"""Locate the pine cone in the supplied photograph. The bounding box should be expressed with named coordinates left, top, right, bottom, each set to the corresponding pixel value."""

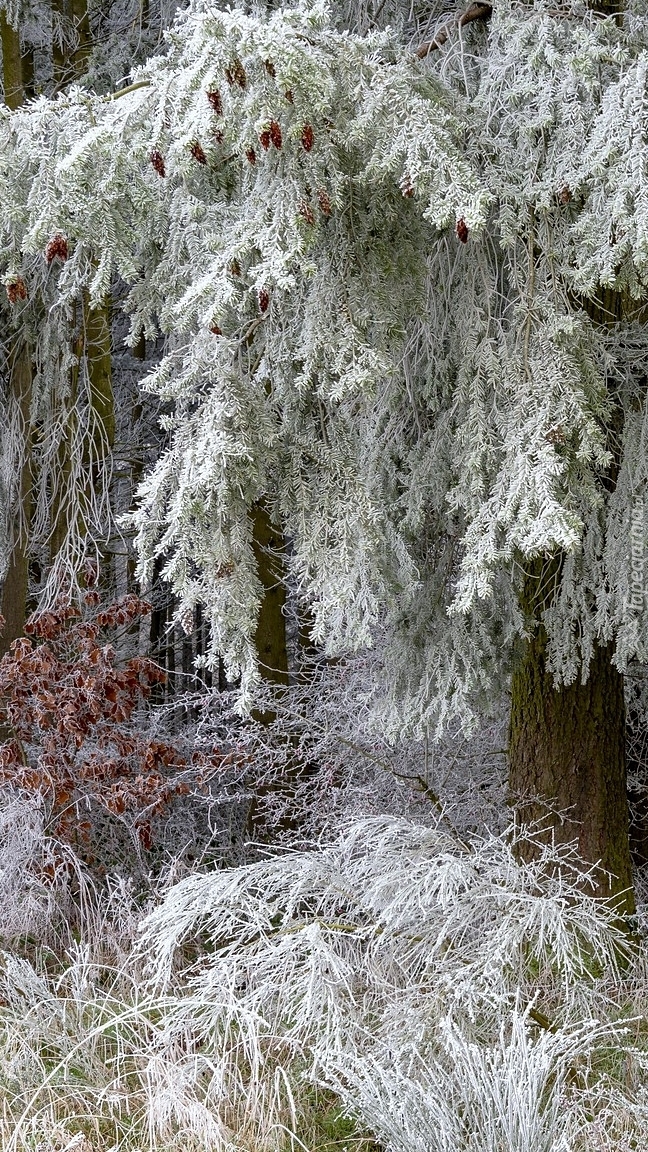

left=285, top=90, right=294, bottom=104
left=545, top=425, right=565, bottom=445
left=6, top=277, right=27, bottom=304
left=207, top=89, right=223, bottom=114
left=301, top=124, right=314, bottom=152
left=264, top=59, right=276, bottom=78
left=558, top=185, right=572, bottom=205
left=210, top=324, right=223, bottom=335
left=229, top=259, right=241, bottom=277
left=226, top=59, right=246, bottom=88
left=317, top=189, right=332, bottom=216
left=455, top=218, right=469, bottom=244
left=45, top=234, right=69, bottom=264
left=299, top=200, right=315, bottom=225
left=190, top=141, right=207, bottom=165
left=259, top=130, right=271, bottom=151
left=400, top=173, right=415, bottom=198
left=246, top=148, right=256, bottom=165
left=269, top=120, right=282, bottom=149
left=150, top=150, right=166, bottom=177
left=258, top=288, right=270, bottom=313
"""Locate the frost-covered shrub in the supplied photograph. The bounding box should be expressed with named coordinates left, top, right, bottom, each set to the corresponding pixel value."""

left=189, top=654, right=508, bottom=851
left=132, top=817, right=647, bottom=1152
left=0, top=815, right=646, bottom=1151
left=0, top=593, right=228, bottom=872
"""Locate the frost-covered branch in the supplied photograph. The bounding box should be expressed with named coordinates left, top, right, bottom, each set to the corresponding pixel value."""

left=415, top=2, right=492, bottom=59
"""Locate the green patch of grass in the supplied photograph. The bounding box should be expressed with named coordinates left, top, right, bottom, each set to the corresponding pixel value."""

left=295, top=1089, right=381, bottom=1152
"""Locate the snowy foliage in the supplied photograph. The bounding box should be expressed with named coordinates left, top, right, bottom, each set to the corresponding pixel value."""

left=3, top=0, right=648, bottom=732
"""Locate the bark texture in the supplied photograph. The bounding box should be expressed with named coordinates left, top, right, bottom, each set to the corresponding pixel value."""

left=509, top=560, right=634, bottom=912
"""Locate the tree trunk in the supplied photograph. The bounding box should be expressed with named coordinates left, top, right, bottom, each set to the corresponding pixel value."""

left=0, top=31, right=31, bottom=658
left=507, top=95, right=635, bottom=910
left=246, top=502, right=292, bottom=839
left=252, top=501, right=289, bottom=691
left=1, top=13, right=23, bottom=109
left=149, top=555, right=168, bottom=705
left=70, top=0, right=91, bottom=75
left=84, top=294, right=115, bottom=454
left=52, top=0, right=91, bottom=88
left=509, top=558, right=634, bottom=912
left=0, top=343, right=33, bottom=658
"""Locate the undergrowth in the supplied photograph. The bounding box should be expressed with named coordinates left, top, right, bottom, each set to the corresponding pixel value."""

left=0, top=808, right=646, bottom=1151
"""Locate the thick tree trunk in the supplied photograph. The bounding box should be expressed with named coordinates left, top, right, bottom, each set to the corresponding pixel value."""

left=509, top=559, right=634, bottom=912
left=507, top=76, right=634, bottom=910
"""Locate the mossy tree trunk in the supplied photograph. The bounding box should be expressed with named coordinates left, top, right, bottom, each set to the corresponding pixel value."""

left=0, top=341, right=33, bottom=658
left=509, top=558, right=634, bottom=911
left=1, top=12, right=23, bottom=109
left=507, top=0, right=635, bottom=899
left=0, top=18, right=33, bottom=659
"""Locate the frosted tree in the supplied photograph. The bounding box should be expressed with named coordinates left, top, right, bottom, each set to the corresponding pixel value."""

left=0, top=0, right=294, bottom=700
left=1, top=0, right=648, bottom=901
left=0, top=0, right=120, bottom=654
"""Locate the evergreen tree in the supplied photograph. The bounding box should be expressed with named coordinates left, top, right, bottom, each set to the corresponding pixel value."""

left=2, top=0, right=648, bottom=901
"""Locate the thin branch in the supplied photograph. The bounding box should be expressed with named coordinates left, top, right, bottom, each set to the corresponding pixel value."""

left=415, top=2, right=493, bottom=59
left=107, top=79, right=151, bottom=101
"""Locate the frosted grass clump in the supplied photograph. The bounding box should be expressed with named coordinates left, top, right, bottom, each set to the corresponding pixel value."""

left=324, top=1009, right=648, bottom=1152
left=0, top=789, right=88, bottom=946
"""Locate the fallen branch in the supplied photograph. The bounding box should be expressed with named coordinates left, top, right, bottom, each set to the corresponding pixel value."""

left=415, top=2, right=493, bottom=58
